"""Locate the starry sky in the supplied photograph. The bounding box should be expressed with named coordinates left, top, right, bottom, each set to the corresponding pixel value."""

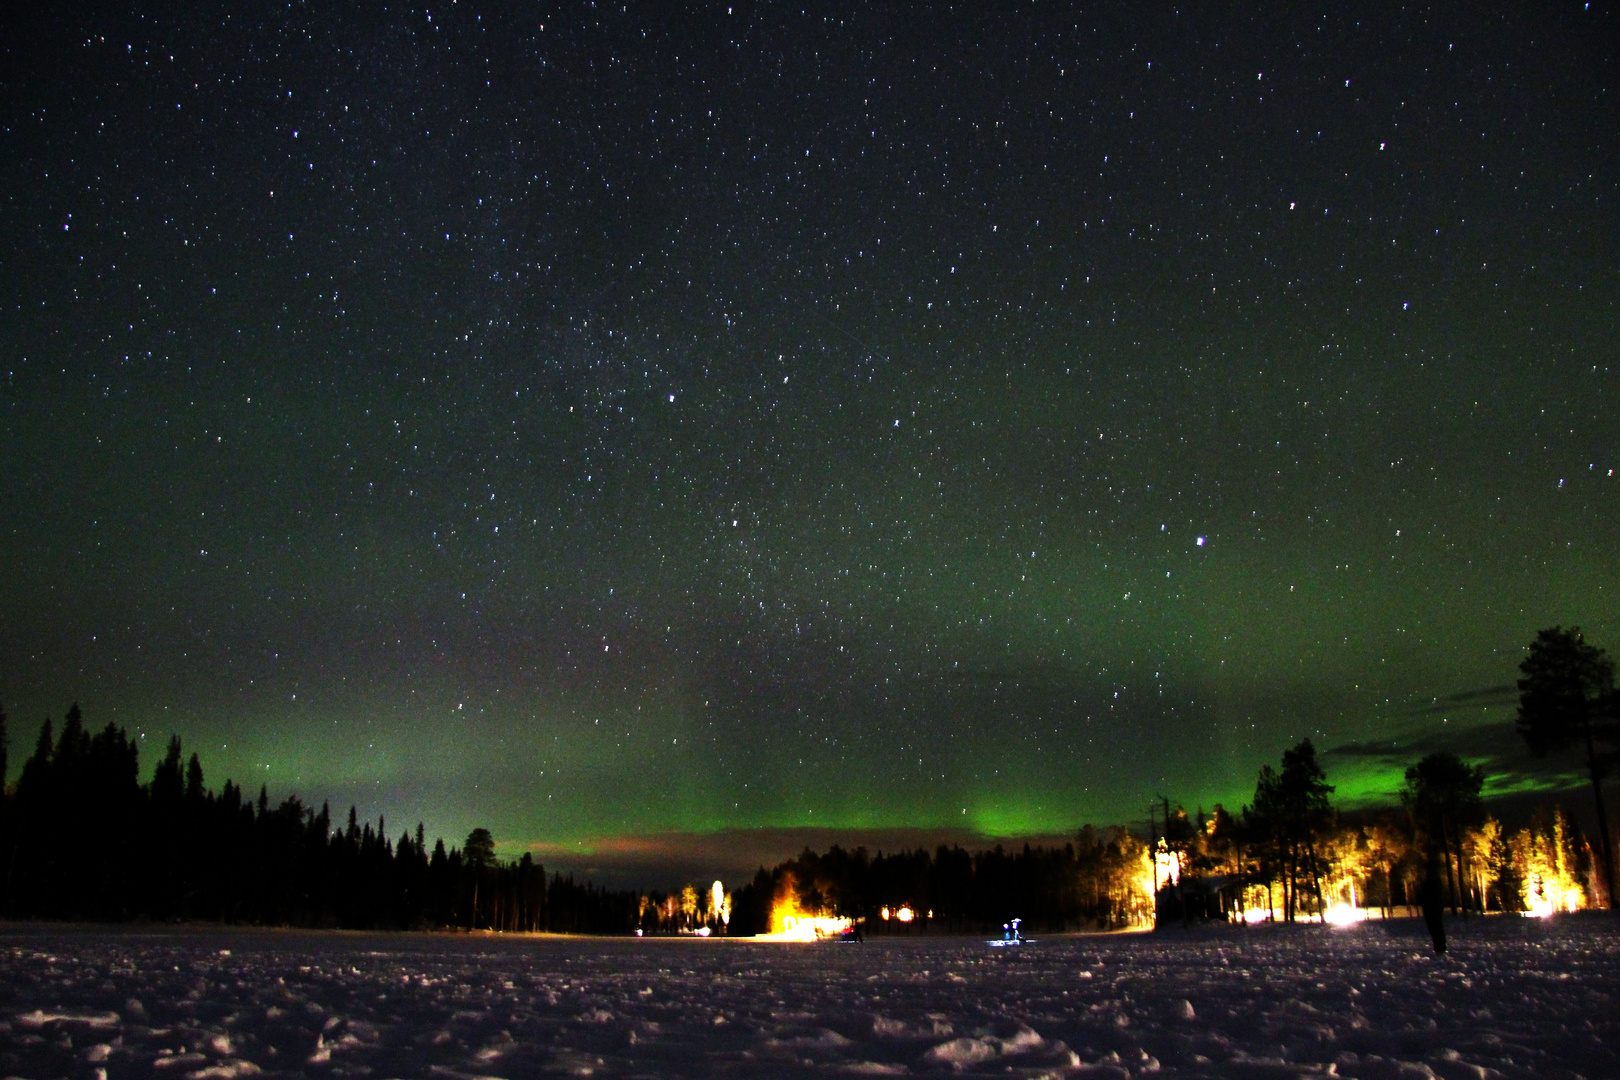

left=3, top=1, right=1617, bottom=878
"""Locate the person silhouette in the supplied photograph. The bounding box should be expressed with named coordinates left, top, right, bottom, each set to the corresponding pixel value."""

left=1419, top=856, right=1447, bottom=955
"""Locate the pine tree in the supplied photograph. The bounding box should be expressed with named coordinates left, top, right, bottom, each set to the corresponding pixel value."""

left=1517, top=626, right=1617, bottom=907
left=185, top=754, right=205, bottom=802
left=151, top=736, right=184, bottom=805
left=1278, top=740, right=1335, bottom=920
left=1402, top=752, right=1486, bottom=913
left=465, top=827, right=496, bottom=928
left=10, top=718, right=57, bottom=915
left=1249, top=741, right=1336, bottom=921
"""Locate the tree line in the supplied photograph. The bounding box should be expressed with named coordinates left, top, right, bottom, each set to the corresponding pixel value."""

left=722, top=741, right=1604, bottom=937
left=1148, top=624, right=1618, bottom=923
left=0, top=702, right=1155, bottom=935
left=1149, top=740, right=1602, bottom=925
left=727, top=827, right=1155, bottom=936
left=0, top=625, right=1613, bottom=932
left=726, top=625, right=1618, bottom=932
left=0, top=704, right=644, bottom=931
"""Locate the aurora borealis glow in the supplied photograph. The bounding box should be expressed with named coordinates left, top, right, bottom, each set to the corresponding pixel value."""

left=3, top=1, right=1616, bottom=880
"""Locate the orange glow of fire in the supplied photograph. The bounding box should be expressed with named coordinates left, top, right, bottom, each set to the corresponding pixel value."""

left=763, top=886, right=849, bottom=941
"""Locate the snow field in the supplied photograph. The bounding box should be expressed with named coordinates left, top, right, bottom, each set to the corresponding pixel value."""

left=1, top=915, right=1615, bottom=1079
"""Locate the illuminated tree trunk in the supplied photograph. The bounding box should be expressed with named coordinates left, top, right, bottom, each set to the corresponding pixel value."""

left=1305, top=838, right=1326, bottom=922
left=1464, top=829, right=1477, bottom=913
left=1285, top=847, right=1295, bottom=923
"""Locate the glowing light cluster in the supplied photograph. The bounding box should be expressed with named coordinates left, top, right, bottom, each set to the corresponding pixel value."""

left=762, top=881, right=850, bottom=941
left=1153, top=844, right=1182, bottom=886
left=760, top=914, right=852, bottom=942
left=1523, top=874, right=1582, bottom=918
left=711, top=880, right=731, bottom=928
left=1128, top=844, right=1157, bottom=928
left=1322, top=903, right=1367, bottom=926
left=1513, top=809, right=1586, bottom=917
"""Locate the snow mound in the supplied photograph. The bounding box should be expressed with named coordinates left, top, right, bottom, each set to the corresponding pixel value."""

left=923, top=1036, right=1000, bottom=1067
left=15, top=1009, right=120, bottom=1029
left=186, top=1059, right=263, bottom=1079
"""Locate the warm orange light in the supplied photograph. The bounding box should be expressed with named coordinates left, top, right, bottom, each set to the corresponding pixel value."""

left=1514, top=810, right=1585, bottom=916
left=894, top=905, right=915, bottom=923
left=763, top=879, right=849, bottom=941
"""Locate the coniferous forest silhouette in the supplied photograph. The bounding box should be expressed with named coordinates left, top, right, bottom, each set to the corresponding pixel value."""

left=0, top=704, right=630, bottom=931
left=0, top=703, right=1155, bottom=934
left=1, top=624, right=1613, bottom=935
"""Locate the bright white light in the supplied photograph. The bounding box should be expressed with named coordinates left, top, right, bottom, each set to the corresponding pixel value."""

left=1196, top=536, right=1205, bottom=546
left=759, top=915, right=851, bottom=942
left=1323, top=904, right=1366, bottom=927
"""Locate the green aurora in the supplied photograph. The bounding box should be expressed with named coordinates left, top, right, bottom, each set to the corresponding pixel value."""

left=2, top=1, right=1615, bottom=875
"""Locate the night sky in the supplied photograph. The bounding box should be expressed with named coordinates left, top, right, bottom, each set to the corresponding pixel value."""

left=3, top=2, right=1617, bottom=880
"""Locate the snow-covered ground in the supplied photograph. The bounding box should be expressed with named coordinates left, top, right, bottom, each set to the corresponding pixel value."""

left=2, top=915, right=1615, bottom=1079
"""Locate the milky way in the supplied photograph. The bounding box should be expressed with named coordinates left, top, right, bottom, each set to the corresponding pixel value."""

left=2, top=2, right=1616, bottom=865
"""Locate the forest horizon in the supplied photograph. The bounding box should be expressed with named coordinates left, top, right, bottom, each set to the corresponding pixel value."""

left=0, top=696, right=1603, bottom=891
left=1, top=653, right=1611, bottom=933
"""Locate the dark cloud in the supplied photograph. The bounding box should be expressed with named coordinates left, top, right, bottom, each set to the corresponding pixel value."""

left=1325, top=721, right=1588, bottom=799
